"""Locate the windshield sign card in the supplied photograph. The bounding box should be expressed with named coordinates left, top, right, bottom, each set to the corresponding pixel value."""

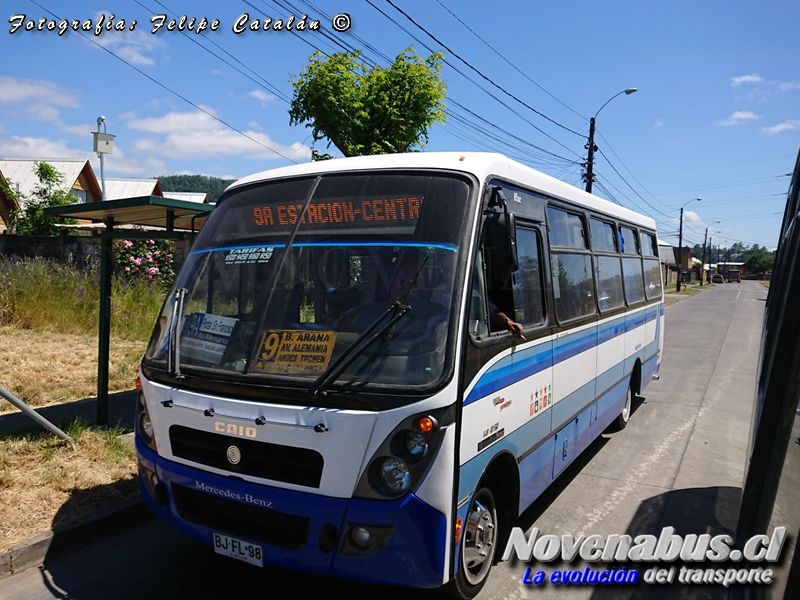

left=182, top=313, right=238, bottom=365
left=253, top=329, right=337, bottom=375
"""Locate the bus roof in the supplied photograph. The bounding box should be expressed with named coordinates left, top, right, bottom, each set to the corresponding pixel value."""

left=228, top=152, right=658, bottom=231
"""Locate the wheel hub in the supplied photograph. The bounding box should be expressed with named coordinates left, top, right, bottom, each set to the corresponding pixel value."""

left=463, top=500, right=495, bottom=581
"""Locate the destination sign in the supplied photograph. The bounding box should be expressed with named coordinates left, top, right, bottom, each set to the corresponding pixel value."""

left=252, top=196, right=425, bottom=229
left=253, top=329, right=337, bottom=375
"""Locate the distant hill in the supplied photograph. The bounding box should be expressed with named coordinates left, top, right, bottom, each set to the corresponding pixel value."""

left=158, top=174, right=236, bottom=204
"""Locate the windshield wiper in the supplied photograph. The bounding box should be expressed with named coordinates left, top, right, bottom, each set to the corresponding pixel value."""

left=309, top=253, right=429, bottom=397
left=168, top=287, right=188, bottom=379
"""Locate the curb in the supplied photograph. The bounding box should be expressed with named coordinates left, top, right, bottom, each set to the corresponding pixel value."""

left=0, top=496, right=152, bottom=581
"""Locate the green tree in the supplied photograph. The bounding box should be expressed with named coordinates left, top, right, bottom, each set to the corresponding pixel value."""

left=289, top=48, right=447, bottom=159
left=744, top=250, right=774, bottom=274
left=9, top=162, right=77, bottom=236
left=158, top=174, right=235, bottom=203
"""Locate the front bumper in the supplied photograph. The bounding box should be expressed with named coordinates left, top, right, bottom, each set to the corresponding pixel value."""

left=136, top=439, right=447, bottom=588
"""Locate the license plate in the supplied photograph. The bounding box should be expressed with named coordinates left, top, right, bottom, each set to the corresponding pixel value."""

left=213, top=532, right=263, bottom=567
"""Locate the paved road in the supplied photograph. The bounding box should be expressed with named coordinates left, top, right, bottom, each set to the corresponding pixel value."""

left=0, top=282, right=768, bottom=599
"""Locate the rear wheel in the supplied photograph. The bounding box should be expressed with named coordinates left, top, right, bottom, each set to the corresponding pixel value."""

left=615, top=383, right=633, bottom=430
left=445, top=486, right=498, bottom=599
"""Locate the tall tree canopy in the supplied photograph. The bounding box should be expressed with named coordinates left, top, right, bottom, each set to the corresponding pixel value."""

left=289, top=48, right=447, bottom=159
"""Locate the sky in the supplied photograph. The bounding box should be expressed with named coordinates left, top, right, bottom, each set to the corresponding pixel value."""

left=1, top=0, right=798, bottom=250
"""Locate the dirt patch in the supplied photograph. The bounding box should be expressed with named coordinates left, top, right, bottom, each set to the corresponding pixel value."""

left=0, top=420, right=138, bottom=552
left=0, top=326, right=146, bottom=413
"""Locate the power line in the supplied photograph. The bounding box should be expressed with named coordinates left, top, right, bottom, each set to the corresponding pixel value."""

left=361, top=0, right=582, bottom=159
left=432, top=0, right=586, bottom=121
left=595, top=130, right=675, bottom=213
left=293, top=0, right=581, bottom=169
left=28, top=0, right=299, bottom=163
left=378, top=0, right=584, bottom=139
left=597, top=150, right=675, bottom=220
left=653, top=175, right=789, bottom=196
left=135, top=0, right=291, bottom=104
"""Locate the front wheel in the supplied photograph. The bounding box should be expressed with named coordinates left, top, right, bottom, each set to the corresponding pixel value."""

left=445, top=487, right=499, bottom=599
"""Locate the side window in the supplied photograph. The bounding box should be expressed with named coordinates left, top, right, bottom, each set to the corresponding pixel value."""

left=620, top=227, right=639, bottom=255
left=641, top=232, right=657, bottom=256
left=622, top=257, right=645, bottom=304
left=546, top=207, right=587, bottom=248
left=512, top=228, right=546, bottom=327
left=551, top=253, right=596, bottom=322
left=643, top=258, right=663, bottom=300
left=468, top=253, right=490, bottom=339
left=590, top=218, right=617, bottom=252
left=594, top=255, right=625, bottom=312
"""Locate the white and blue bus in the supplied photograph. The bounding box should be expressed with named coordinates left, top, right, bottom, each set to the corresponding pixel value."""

left=135, top=152, right=664, bottom=598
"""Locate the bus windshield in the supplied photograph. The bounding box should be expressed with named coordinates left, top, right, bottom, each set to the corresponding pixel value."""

left=144, top=171, right=473, bottom=392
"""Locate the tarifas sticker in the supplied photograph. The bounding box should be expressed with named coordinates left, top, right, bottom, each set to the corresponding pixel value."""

left=254, top=330, right=337, bottom=375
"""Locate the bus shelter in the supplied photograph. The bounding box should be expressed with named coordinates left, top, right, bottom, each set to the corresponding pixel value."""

left=44, top=196, right=213, bottom=425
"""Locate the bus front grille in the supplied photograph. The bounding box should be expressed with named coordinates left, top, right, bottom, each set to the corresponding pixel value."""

left=172, top=484, right=309, bottom=550
left=168, top=425, right=324, bottom=488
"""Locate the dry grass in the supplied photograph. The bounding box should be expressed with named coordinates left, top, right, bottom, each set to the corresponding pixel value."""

left=0, top=420, right=138, bottom=552
left=0, top=325, right=146, bottom=413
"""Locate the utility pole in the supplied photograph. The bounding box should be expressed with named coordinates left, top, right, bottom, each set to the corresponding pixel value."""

left=701, top=228, right=708, bottom=286
left=677, top=207, right=685, bottom=292
left=585, top=117, right=596, bottom=193
left=92, top=116, right=115, bottom=201
left=676, top=198, right=702, bottom=292
left=584, top=88, right=637, bottom=194
left=700, top=222, right=720, bottom=286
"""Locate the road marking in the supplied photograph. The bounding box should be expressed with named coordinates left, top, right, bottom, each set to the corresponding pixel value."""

left=736, top=290, right=742, bottom=302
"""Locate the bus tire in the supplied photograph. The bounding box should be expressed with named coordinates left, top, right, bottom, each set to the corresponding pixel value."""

left=446, top=486, right=499, bottom=599
left=615, top=383, right=633, bottom=430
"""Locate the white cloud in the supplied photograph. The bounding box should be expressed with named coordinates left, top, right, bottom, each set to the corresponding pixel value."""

left=778, top=81, right=800, bottom=92
left=0, top=133, right=168, bottom=177
left=716, top=110, right=761, bottom=127
left=210, top=69, right=225, bottom=76
left=761, top=120, right=800, bottom=136
left=683, top=210, right=704, bottom=226
left=730, top=74, right=763, bottom=87
left=0, top=76, right=99, bottom=140
left=0, top=76, right=81, bottom=125
left=0, top=134, right=90, bottom=160
left=247, top=121, right=263, bottom=130
left=248, top=90, right=275, bottom=107
left=124, top=109, right=311, bottom=162
left=653, top=119, right=664, bottom=129
left=88, top=13, right=167, bottom=67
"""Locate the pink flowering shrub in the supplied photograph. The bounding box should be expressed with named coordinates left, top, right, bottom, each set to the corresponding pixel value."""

left=113, top=234, right=176, bottom=284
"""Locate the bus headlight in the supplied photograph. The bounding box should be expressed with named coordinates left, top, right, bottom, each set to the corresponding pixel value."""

left=405, top=431, right=428, bottom=459
left=380, top=458, right=410, bottom=493
left=136, top=392, right=157, bottom=452
left=353, top=405, right=455, bottom=500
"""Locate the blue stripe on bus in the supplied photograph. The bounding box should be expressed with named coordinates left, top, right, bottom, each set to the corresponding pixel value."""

left=464, top=305, right=660, bottom=405
left=190, top=241, right=458, bottom=254
left=458, top=358, right=632, bottom=503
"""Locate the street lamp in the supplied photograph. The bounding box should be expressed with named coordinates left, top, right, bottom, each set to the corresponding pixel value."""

left=676, top=198, right=702, bottom=292
left=585, top=88, right=637, bottom=193
left=701, top=221, right=720, bottom=286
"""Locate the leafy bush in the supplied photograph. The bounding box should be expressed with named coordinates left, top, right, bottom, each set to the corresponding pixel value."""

left=8, top=162, right=78, bottom=236
left=113, top=235, right=175, bottom=284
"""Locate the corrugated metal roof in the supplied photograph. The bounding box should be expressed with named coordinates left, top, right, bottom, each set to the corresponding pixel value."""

left=163, top=191, right=207, bottom=203
left=0, top=158, right=90, bottom=206
left=103, top=178, right=160, bottom=200
left=658, top=244, right=676, bottom=265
